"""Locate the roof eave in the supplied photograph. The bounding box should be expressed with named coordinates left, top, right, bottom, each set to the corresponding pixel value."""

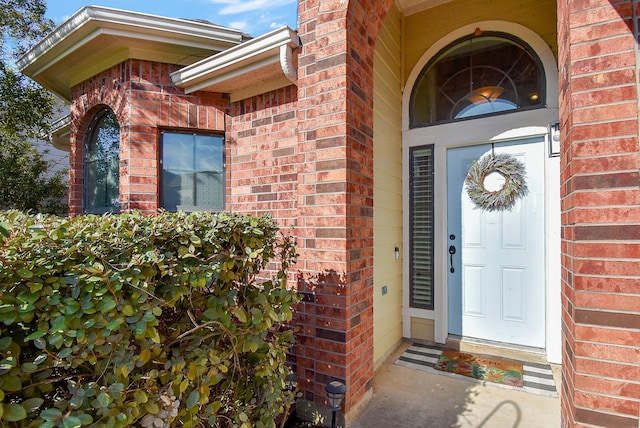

left=18, top=6, right=248, bottom=101
left=50, top=114, right=71, bottom=152
left=170, top=26, right=300, bottom=102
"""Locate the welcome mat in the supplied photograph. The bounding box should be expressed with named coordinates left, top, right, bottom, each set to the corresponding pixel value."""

left=435, top=349, right=524, bottom=387
left=395, top=343, right=558, bottom=397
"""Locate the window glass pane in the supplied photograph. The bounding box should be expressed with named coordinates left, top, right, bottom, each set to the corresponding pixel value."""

left=410, top=145, right=435, bottom=309
left=195, top=135, right=223, bottom=171
left=85, top=109, right=120, bottom=213
left=410, top=33, right=544, bottom=127
left=163, top=133, right=193, bottom=173
left=85, top=161, right=104, bottom=211
left=161, top=132, right=224, bottom=212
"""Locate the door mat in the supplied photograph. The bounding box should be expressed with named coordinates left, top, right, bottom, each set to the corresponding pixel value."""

left=435, top=349, right=523, bottom=387
left=395, top=343, right=558, bottom=397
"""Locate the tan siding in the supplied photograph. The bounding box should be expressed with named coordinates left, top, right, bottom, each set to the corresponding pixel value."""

left=411, top=317, right=435, bottom=342
left=404, top=0, right=557, bottom=83
left=373, top=3, right=403, bottom=365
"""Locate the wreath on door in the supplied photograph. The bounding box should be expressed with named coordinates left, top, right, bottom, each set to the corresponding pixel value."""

left=465, top=152, right=528, bottom=212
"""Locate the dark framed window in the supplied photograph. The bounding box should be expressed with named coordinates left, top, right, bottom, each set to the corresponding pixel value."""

left=410, top=32, right=545, bottom=128
left=409, top=145, right=435, bottom=310
left=160, top=131, right=225, bottom=212
left=85, top=108, right=120, bottom=213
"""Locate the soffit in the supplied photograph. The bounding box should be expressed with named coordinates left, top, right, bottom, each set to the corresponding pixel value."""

left=171, top=27, right=300, bottom=103
left=17, top=6, right=247, bottom=101
left=395, top=0, right=454, bottom=15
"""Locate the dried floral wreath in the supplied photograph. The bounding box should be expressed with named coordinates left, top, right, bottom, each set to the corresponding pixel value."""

left=465, top=152, right=529, bottom=211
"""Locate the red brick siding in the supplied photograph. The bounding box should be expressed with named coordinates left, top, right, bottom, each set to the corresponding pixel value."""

left=559, top=1, right=640, bottom=426
left=228, top=87, right=300, bottom=226
left=62, top=2, right=640, bottom=424
left=68, top=60, right=229, bottom=215
left=295, top=0, right=393, bottom=411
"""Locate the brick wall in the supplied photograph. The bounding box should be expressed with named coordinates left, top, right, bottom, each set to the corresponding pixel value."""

left=558, top=1, right=640, bottom=426
left=68, top=50, right=379, bottom=414
left=296, top=0, right=394, bottom=412
left=68, top=59, right=229, bottom=215
left=64, top=1, right=640, bottom=424
left=297, top=0, right=353, bottom=409
left=69, top=51, right=382, bottom=412
left=228, top=87, right=300, bottom=227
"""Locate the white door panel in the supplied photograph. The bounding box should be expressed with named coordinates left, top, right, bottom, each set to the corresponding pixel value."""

left=447, top=139, right=545, bottom=348
left=462, top=265, right=485, bottom=317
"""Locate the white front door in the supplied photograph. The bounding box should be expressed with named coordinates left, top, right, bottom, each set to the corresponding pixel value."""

left=446, top=138, right=545, bottom=348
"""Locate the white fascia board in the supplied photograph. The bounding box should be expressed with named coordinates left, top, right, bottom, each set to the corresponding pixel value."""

left=80, top=7, right=246, bottom=42
left=50, top=114, right=72, bottom=152
left=17, top=5, right=246, bottom=72
left=170, top=26, right=299, bottom=92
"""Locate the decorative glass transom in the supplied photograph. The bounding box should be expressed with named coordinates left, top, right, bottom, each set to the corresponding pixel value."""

left=410, top=32, right=545, bottom=127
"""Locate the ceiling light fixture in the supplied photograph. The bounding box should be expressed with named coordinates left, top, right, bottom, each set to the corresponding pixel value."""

left=467, top=86, right=503, bottom=104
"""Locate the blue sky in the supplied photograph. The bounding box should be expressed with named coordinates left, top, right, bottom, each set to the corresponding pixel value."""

left=45, top=0, right=298, bottom=37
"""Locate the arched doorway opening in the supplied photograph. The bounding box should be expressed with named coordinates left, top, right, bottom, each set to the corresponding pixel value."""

left=401, top=21, right=561, bottom=362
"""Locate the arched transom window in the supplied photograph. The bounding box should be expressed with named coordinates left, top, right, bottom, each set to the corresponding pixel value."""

left=410, top=32, right=545, bottom=127
left=85, top=108, right=120, bottom=213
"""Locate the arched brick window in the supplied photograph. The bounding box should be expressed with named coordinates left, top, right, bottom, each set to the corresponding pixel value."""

left=84, top=108, right=120, bottom=213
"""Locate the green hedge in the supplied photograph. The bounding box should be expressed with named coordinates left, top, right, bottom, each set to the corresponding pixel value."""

left=0, top=210, right=299, bottom=428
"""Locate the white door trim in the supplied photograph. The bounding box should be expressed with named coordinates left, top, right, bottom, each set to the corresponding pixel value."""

left=401, top=21, right=562, bottom=363
left=402, top=20, right=559, bottom=131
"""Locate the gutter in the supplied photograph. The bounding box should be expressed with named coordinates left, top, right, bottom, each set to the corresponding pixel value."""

left=17, top=5, right=246, bottom=73
left=50, top=114, right=72, bottom=152
left=170, top=26, right=300, bottom=100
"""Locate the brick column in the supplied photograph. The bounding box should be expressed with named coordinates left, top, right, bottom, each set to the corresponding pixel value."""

left=558, top=1, right=640, bottom=426
left=295, top=0, right=393, bottom=414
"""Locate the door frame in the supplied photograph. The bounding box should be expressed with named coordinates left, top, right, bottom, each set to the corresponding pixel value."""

left=401, top=21, right=562, bottom=363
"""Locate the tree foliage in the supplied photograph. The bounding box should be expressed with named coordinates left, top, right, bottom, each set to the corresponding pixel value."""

left=0, top=63, right=55, bottom=140
left=0, top=135, right=67, bottom=214
left=0, top=0, right=67, bottom=214
left=0, top=0, right=53, bottom=58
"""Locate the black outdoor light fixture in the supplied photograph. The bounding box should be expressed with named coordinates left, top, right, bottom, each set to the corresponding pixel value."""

left=548, top=120, right=561, bottom=157
left=325, top=380, right=347, bottom=428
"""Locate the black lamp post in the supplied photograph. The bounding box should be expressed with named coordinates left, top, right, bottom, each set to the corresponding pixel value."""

left=325, top=380, right=347, bottom=428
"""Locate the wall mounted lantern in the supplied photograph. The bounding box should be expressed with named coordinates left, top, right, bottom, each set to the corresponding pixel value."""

left=548, top=120, right=561, bottom=157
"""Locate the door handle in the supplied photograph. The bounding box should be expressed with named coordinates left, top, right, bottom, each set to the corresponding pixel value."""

left=448, top=245, right=456, bottom=273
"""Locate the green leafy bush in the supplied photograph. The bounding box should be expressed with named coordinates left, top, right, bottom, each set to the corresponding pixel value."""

left=0, top=210, right=299, bottom=427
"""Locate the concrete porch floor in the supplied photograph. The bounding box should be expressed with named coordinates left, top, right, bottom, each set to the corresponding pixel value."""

left=349, top=341, right=561, bottom=428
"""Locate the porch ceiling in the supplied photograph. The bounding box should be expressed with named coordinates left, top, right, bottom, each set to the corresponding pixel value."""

left=17, top=6, right=248, bottom=101
left=396, top=0, right=454, bottom=15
